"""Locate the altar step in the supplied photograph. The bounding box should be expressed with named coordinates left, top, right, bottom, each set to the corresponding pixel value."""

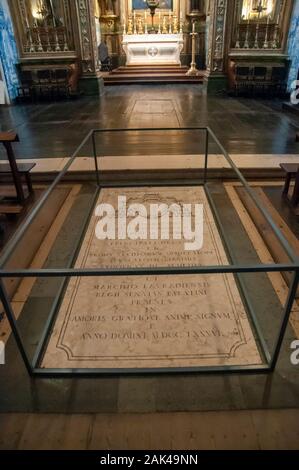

left=103, top=65, right=204, bottom=85
left=111, top=65, right=190, bottom=74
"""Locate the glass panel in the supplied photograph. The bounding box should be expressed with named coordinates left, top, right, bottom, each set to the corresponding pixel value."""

left=206, top=130, right=297, bottom=266
left=4, top=269, right=296, bottom=372
left=0, top=129, right=297, bottom=376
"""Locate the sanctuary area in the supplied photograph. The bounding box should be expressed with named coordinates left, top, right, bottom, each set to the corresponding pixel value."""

left=2, top=0, right=298, bottom=92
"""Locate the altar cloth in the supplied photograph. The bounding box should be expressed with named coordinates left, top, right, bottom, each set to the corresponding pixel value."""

left=122, top=34, right=184, bottom=66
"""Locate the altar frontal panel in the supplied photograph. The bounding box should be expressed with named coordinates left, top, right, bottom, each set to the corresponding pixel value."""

left=42, top=187, right=262, bottom=369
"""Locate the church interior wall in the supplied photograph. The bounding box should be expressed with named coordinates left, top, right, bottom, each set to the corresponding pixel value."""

left=0, top=1, right=298, bottom=97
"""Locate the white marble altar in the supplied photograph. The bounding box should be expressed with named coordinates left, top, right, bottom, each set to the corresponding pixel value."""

left=122, top=34, right=184, bottom=66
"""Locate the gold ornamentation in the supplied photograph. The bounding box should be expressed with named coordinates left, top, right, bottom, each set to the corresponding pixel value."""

left=127, top=15, right=133, bottom=35
left=173, top=14, right=178, bottom=34
left=162, top=16, right=168, bottom=34
left=137, top=17, right=143, bottom=34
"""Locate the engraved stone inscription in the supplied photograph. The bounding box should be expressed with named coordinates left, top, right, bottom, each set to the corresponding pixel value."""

left=42, top=187, right=261, bottom=369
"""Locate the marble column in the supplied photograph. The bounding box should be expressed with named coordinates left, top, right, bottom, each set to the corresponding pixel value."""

left=204, top=0, right=229, bottom=93
left=76, top=0, right=104, bottom=96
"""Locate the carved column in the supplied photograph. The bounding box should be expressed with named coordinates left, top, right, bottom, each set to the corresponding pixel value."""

left=205, top=0, right=229, bottom=93
left=76, top=0, right=104, bottom=95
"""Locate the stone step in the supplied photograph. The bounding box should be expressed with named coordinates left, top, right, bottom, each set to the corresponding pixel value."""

left=111, top=70, right=189, bottom=74
left=104, top=77, right=203, bottom=85
left=105, top=74, right=203, bottom=80
left=104, top=65, right=204, bottom=85
left=115, top=66, right=189, bottom=72
left=110, top=69, right=190, bottom=76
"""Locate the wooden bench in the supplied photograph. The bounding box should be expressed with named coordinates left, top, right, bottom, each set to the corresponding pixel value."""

left=0, top=201, right=24, bottom=215
left=0, top=162, right=36, bottom=194
left=280, top=163, right=299, bottom=206
left=0, top=132, right=35, bottom=204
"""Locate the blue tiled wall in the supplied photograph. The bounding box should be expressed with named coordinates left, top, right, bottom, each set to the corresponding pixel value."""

left=287, top=0, right=299, bottom=91
left=0, top=0, right=19, bottom=101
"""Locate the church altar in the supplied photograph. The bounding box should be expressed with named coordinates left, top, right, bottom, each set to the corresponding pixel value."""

left=122, top=34, right=184, bottom=66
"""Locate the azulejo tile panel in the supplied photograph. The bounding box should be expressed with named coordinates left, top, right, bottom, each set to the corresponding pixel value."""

left=287, top=0, right=299, bottom=91
left=0, top=0, right=19, bottom=101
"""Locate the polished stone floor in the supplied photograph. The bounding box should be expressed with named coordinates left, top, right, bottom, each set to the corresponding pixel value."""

left=0, top=85, right=299, bottom=159
left=0, top=86, right=299, bottom=416
left=0, top=181, right=298, bottom=413
left=1, top=409, right=299, bottom=450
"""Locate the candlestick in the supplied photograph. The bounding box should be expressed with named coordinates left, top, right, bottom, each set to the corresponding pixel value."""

left=263, top=16, right=270, bottom=49
left=173, top=14, right=178, bottom=34
left=46, top=27, right=52, bottom=52
left=133, top=11, right=137, bottom=34
left=25, top=12, right=35, bottom=53
left=158, top=11, right=161, bottom=34
left=254, top=21, right=260, bottom=49
left=271, top=24, right=279, bottom=49
left=235, top=25, right=241, bottom=48
left=34, top=21, right=44, bottom=53
left=144, top=11, right=148, bottom=34
left=128, top=15, right=133, bottom=35
left=54, top=30, right=61, bottom=52
left=243, top=19, right=250, bottom=49
left=137, top=17, right=143, bottom=35
left=186, top=21, right=199, bottom=76
left=277, top=1, right=282, bottom=25
left=162, top=16, right=167, bottom=34
left=63, top=31, right=68, bottom=52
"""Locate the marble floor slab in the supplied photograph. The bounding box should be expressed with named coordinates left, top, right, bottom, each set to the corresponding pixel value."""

left=42, top=187, right=262, bottom=370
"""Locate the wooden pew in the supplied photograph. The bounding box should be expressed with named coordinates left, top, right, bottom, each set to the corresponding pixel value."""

left=280, top=163, right=299, bottom=207
left=0, top=132, right=36, bottom=207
